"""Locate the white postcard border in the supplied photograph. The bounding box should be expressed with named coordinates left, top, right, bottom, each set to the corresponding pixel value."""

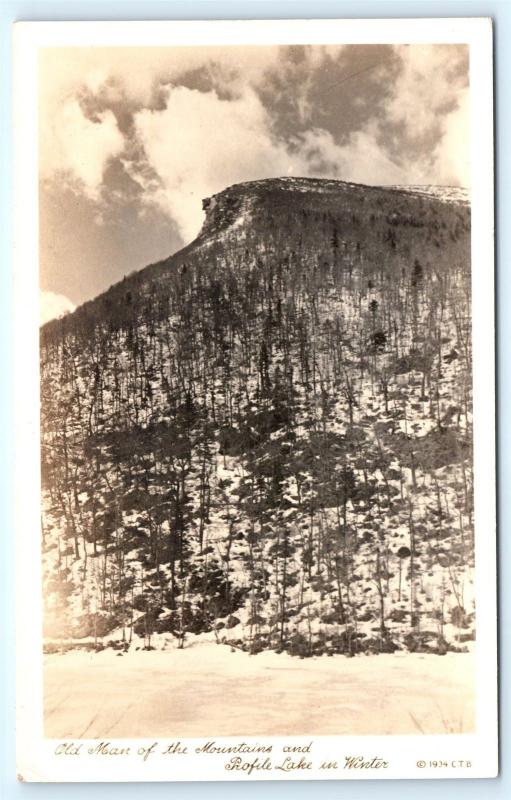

left=13, top=17, right=497, bottom=782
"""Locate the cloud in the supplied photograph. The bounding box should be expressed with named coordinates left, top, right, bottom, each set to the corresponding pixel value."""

left=39, top=46, right=285, bottom=112
left=433, top=87, right=470, bottom=187
left=388, top=45, right=467, bottom=134
left=383, top=44, right=470, bottom=186
left=40, top=291, right=76, bottom=326
left=41, top=98, right=125, bottom=199
left=38, top=46, right=290, bottom=210
left=294, top=125, right=432, bottom=188
left=131, top=84, right=337, bottom=241
left=130, top=76, right=466, bottom=244
left=38, top=44, right=471, bottom=307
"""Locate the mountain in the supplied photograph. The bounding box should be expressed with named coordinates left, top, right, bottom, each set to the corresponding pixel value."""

left=40, top=176, right=474, bottom=658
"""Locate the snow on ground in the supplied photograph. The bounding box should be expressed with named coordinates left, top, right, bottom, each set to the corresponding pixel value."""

left=44, top=641, right=474, bottom=739
left=388, top=185, right=470, bottom=205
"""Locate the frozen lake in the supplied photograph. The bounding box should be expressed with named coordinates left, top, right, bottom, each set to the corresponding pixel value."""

left=44, top=642, right=474, bottom=738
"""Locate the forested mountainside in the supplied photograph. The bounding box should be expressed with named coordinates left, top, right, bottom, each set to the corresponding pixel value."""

left=40, top=177, right=473, bottom=658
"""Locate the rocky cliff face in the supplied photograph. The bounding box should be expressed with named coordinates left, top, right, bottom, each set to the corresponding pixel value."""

left=40, top=177, right=474, bottom=658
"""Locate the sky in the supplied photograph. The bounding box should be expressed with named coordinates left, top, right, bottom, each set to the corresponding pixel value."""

left=39, top=43, right=469, bottom=324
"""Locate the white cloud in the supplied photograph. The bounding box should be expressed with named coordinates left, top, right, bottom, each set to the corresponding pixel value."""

left=131, top=81, right=457, bottom=243
left=39, top=46, right=285, bottom=110
left=433, top=87, right=470, bottom=187
left=38, top=46, right=289, bottom=205
left=295, top=126, right=404, bottom=185
left=387, top=46, right=456, bottom=135
left=132, top=85, right=319, bottom=241
left=385, top=45, right=470, bottom=186
left=40, top=99, right=124, bottom=199
left=40, top=291, right=76, bottom=326
left=39, top=44, right=470, bottom=250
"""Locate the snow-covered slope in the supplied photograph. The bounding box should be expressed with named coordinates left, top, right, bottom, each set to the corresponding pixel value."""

left=40, top=177, right=473, bottom=659
left=388, top=185, right=470, bottom=205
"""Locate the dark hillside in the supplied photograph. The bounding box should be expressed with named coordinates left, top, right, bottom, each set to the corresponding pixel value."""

left=41, top=177, right=473, bottom=658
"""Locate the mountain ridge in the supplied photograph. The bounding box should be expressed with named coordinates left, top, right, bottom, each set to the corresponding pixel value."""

left=40, top=176, right=474, bottom=659
left=42, top=177, right=470, bottom=337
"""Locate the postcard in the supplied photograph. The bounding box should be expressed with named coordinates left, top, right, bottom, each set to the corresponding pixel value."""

left=14, top=17, right=497, bottom=781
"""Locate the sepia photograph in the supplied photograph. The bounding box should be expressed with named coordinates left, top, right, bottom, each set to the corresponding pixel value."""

left=14, top=18, right=497, bottom=782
